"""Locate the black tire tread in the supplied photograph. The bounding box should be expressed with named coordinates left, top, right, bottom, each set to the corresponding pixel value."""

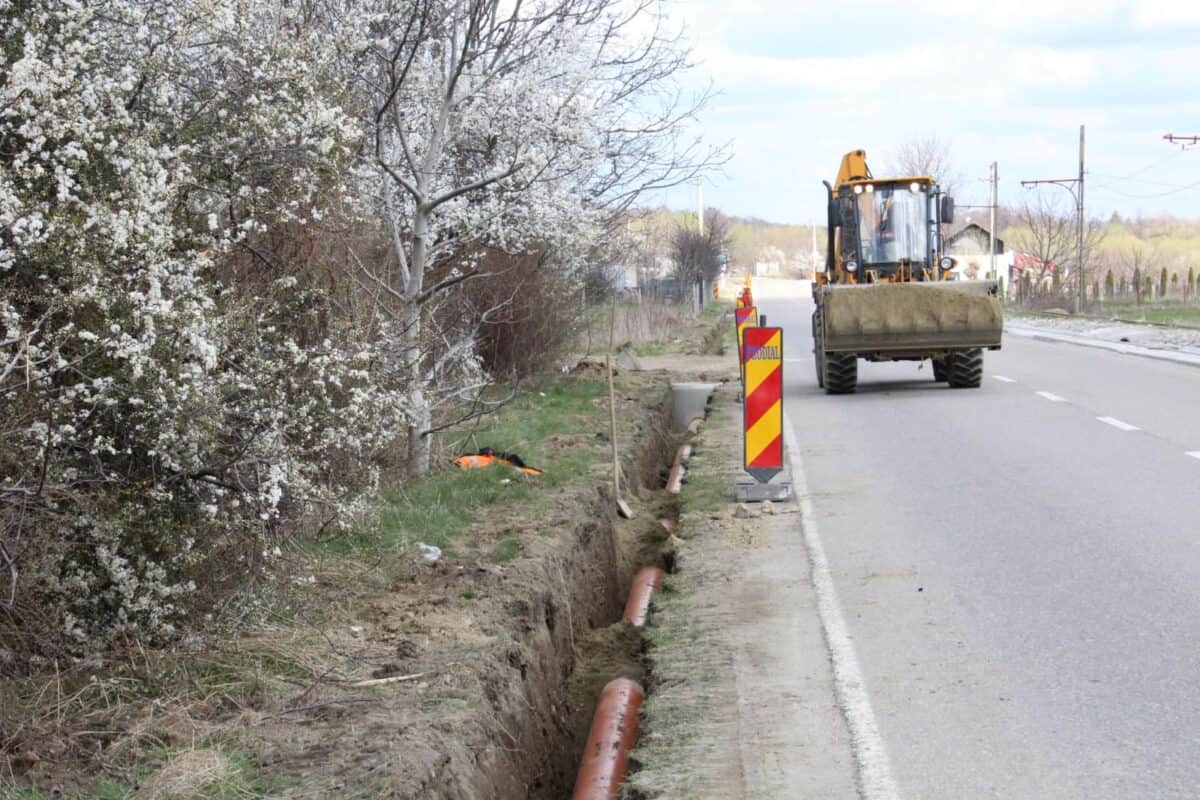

left=824, top=352, right=858, bottom=394
left=931, top=357, right=948, bottom=382
left=946, top=348, right=983, bottom=388
left=812, top=310, right=825, bottom=388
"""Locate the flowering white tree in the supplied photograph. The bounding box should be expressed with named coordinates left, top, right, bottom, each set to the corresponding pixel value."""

left=352, top=0, right=719, bottom=476
left=1, top=0, right=718, bottom=654
left=0, top=0, right=409, bottom=652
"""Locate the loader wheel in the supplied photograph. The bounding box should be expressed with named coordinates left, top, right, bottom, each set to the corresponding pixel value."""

left=931, top=357, right=948, bottom=382
left=824, top=352, right=858, bottom=394
left=946, top=348, right=983, bottom=389
left=812, top=310, right=825, bottom=388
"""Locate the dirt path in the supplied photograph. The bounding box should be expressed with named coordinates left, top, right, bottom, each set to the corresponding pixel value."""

left=629, top=380, right=859, bottom=799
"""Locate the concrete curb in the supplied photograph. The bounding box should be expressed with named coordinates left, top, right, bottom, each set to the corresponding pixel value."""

left=1006, top=324, right=1200, bottom=369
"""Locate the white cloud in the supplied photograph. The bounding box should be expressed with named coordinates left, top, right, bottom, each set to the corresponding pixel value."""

left=1129, top=0, right=1200, bottom=28
left=657, top=0, right=1200, bottom=222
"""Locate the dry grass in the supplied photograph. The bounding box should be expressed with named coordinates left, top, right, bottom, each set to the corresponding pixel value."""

left=0, top=369, right=663, bottom=796
left=137, top=749, right=231, bottom=799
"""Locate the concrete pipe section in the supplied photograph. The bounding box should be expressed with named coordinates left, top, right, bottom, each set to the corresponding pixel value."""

left=670, top=382, right=718, bottom=433
left=571, top=678, right=645, bottom=800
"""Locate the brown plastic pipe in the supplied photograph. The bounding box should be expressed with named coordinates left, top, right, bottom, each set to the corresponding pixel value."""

left=665, top=444, right=689, bottom=494
left=571, top=678, right=645, bottom=800
left=622, top=566, right=665, bottom=627
left=665, top=462, right=685, bottom=493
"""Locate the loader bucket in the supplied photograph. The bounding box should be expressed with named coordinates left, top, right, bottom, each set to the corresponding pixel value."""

left=821, top=280, right=1003, bottom=353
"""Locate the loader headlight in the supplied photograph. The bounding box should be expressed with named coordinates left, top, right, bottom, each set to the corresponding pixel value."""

left=853, top=185, right=863, bottom=194
left=910, top=182, right=923, bottom=193
left=846, top=260, right=858, bottom=272
left=940, top=256, right=954, bottom=270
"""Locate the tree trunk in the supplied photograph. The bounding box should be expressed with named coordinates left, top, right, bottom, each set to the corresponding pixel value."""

left=403, top=204, right=432, bottom=479
left=406, top=400, right=431, bottom=478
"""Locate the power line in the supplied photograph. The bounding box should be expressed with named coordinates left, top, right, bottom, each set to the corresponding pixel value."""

left=1089, top=149, right=1186, bottom=190
left=1089, top=178, right=1200, bottom=200
left=1089, top=174, right=1196, bottom=190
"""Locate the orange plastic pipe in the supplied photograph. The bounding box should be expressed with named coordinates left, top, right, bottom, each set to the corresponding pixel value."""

left=571, top=678, right=645, bottom=800
left=665, top=463, right=685, bottom=494
left=622, top=567, right=665, bottom=627
left=665, top=444, right=689, bottom=493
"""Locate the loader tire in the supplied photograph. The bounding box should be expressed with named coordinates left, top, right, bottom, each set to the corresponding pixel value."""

left=812, top=310, right=825, bottom=388
left=931, top=357, right=948, bottom=382
left=946, top=348, right=983, bottom=389
left=824, top=352, right=858, bottom=394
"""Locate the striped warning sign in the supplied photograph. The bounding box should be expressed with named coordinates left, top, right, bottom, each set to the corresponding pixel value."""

left=734, top=306, right=757, bottom=366
left=743, top=326, right=783, bottom=483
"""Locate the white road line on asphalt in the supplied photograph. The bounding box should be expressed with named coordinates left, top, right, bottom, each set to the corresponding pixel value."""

left=1187, top=452, right=1200, bottom=460
left=1036, top=391, right=1068, bottom=402
left=783, top=415, right=901, bottom=800
left=1097, top=416, right=1140, bottom=431
left=992, top=375, right=1017, bottom=383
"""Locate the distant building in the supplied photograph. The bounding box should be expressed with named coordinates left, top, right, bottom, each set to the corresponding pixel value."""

left=945, top=223, right=1011, bottom=284
left=754, top=245, right=784, bottom=276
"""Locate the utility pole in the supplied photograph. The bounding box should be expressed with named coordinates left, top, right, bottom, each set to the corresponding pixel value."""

left=1077, top=124, right=1085, bottom=313
left=1020, top=124, right=1086, bottom=314
left=697, top=177, right=705, bottom=236
left=988, top=161, right=998, bottom=282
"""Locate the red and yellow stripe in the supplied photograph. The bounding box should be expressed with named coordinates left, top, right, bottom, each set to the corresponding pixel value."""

left=735, top=306, right=758, bottom=364
left=742, top=326, right=783, bottom=481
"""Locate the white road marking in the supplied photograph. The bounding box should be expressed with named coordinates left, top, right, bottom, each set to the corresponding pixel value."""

left=1036, top=391, right=1067, bottom=402
left=992, top=375, right=1017, bottom=383
left=783, top=415, right=901, bottom=800
left=1187, top=452, right=1200, bottom=461
left=1097, top=416, right=1140, bottom=431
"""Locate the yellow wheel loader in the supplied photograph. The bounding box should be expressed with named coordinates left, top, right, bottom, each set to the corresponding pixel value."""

left=813, top=150, right=1003, bottom=393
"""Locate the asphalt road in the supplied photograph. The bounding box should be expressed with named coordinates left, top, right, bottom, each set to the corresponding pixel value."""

left=754, top=278, right=1200, bottom=799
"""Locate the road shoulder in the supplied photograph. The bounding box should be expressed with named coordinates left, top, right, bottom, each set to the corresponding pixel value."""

left=628, top=382, right=858, bottom=800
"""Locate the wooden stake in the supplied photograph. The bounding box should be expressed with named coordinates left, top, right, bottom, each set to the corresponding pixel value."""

left=608, top=295, right=633, bottom=519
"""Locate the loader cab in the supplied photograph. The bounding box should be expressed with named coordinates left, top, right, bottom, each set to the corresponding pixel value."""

left=828, top=177, right=949, bottom=283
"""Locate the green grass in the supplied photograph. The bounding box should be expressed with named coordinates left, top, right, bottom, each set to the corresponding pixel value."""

left=320, top=375, right=609, bottom=559
left=1096, top=300, right=1200, bottom=328
left=633, top=339, right=668, bottom=357
left=2, top=744, right=298, bottom=800
left=682, top=470, right=727, bottom=513
left=492, top=537, right=522, bottom=562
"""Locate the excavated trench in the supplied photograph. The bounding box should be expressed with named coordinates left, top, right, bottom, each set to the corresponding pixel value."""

left=448, top=386, right=689, bottom=800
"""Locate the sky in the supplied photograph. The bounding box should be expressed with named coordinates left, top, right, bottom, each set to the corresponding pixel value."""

left=654, top=0, right=1200, bottom=226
